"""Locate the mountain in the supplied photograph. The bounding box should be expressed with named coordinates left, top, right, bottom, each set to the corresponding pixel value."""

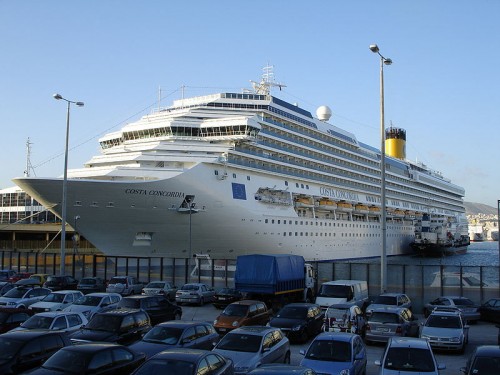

left=463, top=201, right=497, bottom=216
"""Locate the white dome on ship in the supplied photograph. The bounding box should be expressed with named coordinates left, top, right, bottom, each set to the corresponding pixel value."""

left=316, top=105, right=332, bottom=121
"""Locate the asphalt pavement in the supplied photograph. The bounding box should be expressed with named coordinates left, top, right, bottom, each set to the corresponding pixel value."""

left=181, top=303, right=499, bottom=375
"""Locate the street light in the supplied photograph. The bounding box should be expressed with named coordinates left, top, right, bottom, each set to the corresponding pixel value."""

left=369, top=44, right=392, bottom=293
left=53, top=93, right=84, bottom=276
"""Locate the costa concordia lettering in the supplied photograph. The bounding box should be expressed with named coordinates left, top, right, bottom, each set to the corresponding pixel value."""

left=13, top=70, right=468, bottom=260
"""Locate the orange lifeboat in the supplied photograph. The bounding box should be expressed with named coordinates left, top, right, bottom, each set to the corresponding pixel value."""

left=336, top=202, right=354, bottom=212
left=318, top=199, right=337, bottom=211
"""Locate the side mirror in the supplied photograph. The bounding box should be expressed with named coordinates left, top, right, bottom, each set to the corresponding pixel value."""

left=299, top=349, right=306, bottom=356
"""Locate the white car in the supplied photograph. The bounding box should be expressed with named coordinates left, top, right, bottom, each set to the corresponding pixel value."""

left=63, top=292, right=122, bottom=319
left=28, top=290, right=84, bottom=313
left=12, top=311, right=88, bottom=334
left=0, top=285, right=51, bottom=308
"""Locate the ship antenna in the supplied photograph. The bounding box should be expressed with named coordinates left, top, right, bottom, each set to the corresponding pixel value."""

left=250, top=64, right=287, bottom=95
left=24, top=137, right=36, bottom=177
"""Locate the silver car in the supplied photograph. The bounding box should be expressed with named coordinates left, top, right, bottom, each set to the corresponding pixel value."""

left=420, top=309, right=469, bottom=353
left=175, top=283, right=215, bottom=306
left=63, top=292, right=122, bottom=319
left=0, top=285, right=51, bottom=308
left=375, top=337, right=446, bottom=374
left=213, top=326, right=291, bottom=375
left=142, top=280, right=177, bottom=301
left=12, top=311, right=88, bottom=334
left=365, top=306, right=419, bottom=344
left=365, top=292, right=412, bottom=316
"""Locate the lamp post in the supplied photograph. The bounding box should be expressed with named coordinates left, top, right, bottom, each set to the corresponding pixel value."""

left=53, top=93, right=84, bottom=276
left=369, top=44, right=392, bottom=293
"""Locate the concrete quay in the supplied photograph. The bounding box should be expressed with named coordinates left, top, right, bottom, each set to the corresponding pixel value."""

left=182, top=303, right=498, bottom=375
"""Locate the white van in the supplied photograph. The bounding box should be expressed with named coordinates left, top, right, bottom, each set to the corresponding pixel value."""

left=315, top=280, right=368, bottom=310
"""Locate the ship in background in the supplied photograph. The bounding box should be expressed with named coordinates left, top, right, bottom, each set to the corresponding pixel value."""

left=469, top=220, right=485, bottom=242
left=13, top=67, right=468, bottom=261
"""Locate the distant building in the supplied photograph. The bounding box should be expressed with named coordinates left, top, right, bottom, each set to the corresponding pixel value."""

left=0, top=186, right=59, bottom=224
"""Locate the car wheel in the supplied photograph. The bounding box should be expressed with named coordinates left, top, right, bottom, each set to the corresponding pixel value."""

left=284, top=351, right=291, bottom=364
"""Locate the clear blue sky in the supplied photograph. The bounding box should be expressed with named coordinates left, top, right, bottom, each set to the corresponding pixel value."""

left=1, top=1, right=499, bottom=206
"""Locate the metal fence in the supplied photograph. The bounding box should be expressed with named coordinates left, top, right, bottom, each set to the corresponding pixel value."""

left=1, top=250, right=498, bottom=313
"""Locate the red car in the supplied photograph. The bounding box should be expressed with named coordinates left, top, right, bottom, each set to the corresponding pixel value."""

left=8, top=272, right=32, bottom=283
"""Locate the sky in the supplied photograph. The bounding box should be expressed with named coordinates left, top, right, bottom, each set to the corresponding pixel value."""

left=1, top=1, right=499, bottom=206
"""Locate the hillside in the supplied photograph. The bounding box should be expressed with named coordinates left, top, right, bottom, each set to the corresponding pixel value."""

left=464, top=201, right=497, bottom=216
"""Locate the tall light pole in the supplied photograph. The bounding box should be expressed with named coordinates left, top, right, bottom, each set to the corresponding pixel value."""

left=53, top=93, right=84, bottom=276
left=369, top=44, right=392, bottom=293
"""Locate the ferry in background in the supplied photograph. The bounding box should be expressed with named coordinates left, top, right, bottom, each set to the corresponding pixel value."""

left=469, top=220, right=485, bottom=242
left=13, top=67, right=468, bottom=261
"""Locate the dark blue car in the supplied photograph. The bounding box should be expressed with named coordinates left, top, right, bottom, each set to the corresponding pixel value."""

left=129, top=320, right=219, bottom=359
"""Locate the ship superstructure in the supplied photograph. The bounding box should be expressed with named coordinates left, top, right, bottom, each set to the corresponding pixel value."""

left=13, top=71, right=467, bottom=260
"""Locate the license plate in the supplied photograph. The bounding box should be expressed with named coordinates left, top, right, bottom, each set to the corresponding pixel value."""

left=377, top=328, right=390, bottom=332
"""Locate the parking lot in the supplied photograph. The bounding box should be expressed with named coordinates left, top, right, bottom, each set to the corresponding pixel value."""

left=182, top=303, right=499, bottom=375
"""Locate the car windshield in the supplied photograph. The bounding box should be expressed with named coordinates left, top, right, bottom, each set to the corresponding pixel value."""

left=134, top=359, right=195, bottom=375
left=373, top=296, right=397, bottom=305
left=326, top=309, right=350, bottom=322
left=86, top=315, right=121, bottom=331
left=142, top=326, right=183, bottom=344
left=218, top=288, right=233, bottom=294
left=41, top=349, right=92, bottom=374
left=222, top=304, right=248, bottom=317
left=276, top=306, right=307, bottom=319
left=0, top=338, right=23, bottom=360
left=80, top=279, right=97, bottom=285
left=306, top=340, right=351, bottom=362
left=74, top=295, right=102, bottom=306
left=146, top=282, right=165, bottom=289
left=217, top=332, right=262, bottom=352
left=21, top=315, right=54, bottom=329
left=118, top=299, right=141, bottom=309
left=42, top=293, right=65, bottom=303
left=453, top=298, right=474, bottom=307
left=181, top=285, right=199, bottom=291
left=4, top=287, right=29, bottom=298
left=109, top=277, right=127, bottom=284
left=426, top=315, right=461, bottom=328
left=472, top=356, right=500, bottom=374
left=46, top=276, right=62, bottom=283
left=318, top=285, right=350, bottom=298
left=370, top=312, right=400, bottom=324
left=384, top=347, right=436, bottom=372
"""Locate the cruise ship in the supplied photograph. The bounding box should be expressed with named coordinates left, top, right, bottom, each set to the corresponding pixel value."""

left=13, top=70, right=468, bottom=261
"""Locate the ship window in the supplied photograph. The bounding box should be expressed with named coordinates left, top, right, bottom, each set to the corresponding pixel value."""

left=106, top=202, right=114, bottom=208
left=74, top=201, right=82, bottom=207
left=285, top=181, right=288, bottom=186
left=301, top=184, right=304, bottom=188
left=232, top=173, right=236, bottom=178
left=277, top=220, right=280, bottom=224
left=295, top=232, right=298, bottom=236
left=265, top=219, right=268, bottom=223
left=247, top=176, right=250, bottom=180
left=215, top=170, right=219, bottom=175
left=296, top=183, right=299, bottom=188
left=272, top=220, right=275, bottom=224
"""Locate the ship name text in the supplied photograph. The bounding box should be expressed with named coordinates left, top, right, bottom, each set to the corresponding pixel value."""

left=125, top=189, right=185, bottom=198
left=320, top=187, right=359, bottom=201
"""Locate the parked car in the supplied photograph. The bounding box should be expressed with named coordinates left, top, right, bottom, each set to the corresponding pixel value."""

left=420, top=308, right=469, bottom=353
left=17, top=273, right=50, bottom=286
left=142, top=280, right=177, bottom=301
left=12, top=311, right=88, bottom=334
left=0, top=281, right=15, bottom=296
left=77, top=277, right=106, bottom=294
left=69, top=308, right=151, bottom=345
left=0, top=307, right=34, bottom=333
left=322, top=303, right=366, bottom=337
left=43, top=275, right=79, bottom=291
left=269, top=303, right=324, bottom=343
left=129, top=320, right=220, bottom=359
left=213, top=287, right=243, bottom=309
left=479, top=298, right=500, bottom=324
left=115, top=294, right=182, bottom=325
left=300, top=332, right=367, bottom=375
left=213, top=326, right=291, bottom=374
left=460, top=345, right=500, bottom=374
left=28, top=290, right=84, bottom=313
left=131, top=348, right=234, bottom=375
left=23, top=342, right=146, bottom=375
left=365, top=306, right=419, bottom=344
left=8, top=272, right=32, bottom=283
left=375, top=337, right=446, bottom=374
left=214, top=300, right=271, bottom=335
left=424, top=296, right=480, bottom=323
left=365, top=292, right=412, bottom=315
left=248, top=364, right=318, bottom=374
left=63, top=292, right=122, bottom=319
left=0, top=329, right=72, bottom=374
left=106, top=275, right=144, bottom=296
left=176, top=282, right=216, bottom=305
left=0, top=269, right=16, bottom=282
left=0, top=285, right=51, bottom=308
